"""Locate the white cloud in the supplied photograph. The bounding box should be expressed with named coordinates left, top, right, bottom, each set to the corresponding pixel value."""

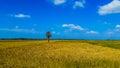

left=115, top=29, right=120, bottom=32
left=51, top=0, right=86, bottom=8
left=105, top=24, right=120, bottom=35
left=0, top=27, right=40, bottom=34
left=98, top=0, right=120, bottom=15
left=106, top=31, right=114, bottom=35
left=54, top=0, right=66, bottom=5
left=73, top=1, right=85, bottom=9
left=86, top=30, right=99, bottom=34
left=114, top=24, right=120, bottom=32
left=10, top=14, right=31, bottom=18
left=62, top=24, right=85, bottom=31
left=116, top=24, right=120, bottom=28
left=51, top=31, right=60, bottom=35
left=15, top=26, right=19, bottom=29
left=104, top=21, right=110, bottom=25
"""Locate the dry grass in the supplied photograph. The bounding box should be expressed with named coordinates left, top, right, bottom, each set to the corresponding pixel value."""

left=0, top=40, right=120, bottom=68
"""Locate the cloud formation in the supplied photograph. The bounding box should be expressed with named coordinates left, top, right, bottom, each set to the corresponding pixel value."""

left=53, top=0, right=66, bottom=5
left=98, top=0, right=120, bottom=15
left=10, top=14, right=31, bottom=18
left=0, top=27, right=39, bottom=34
left=86, top=30, right=99, bottom=34
left=114, top=24, right=120, bottom=32
left=52, top=31, right=60, bottom=35
left=116, top=24, right=120, bottom=28
left=73, top=1, right=85, bottom=9
left=51, top=0, right=85, bottom=9
left=62, top=24, right=85, bottom=31
left=105, top=24, right=120, bottom=36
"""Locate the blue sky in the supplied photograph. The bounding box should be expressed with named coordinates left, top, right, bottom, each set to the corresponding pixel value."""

left=0, top=0, right=120, bottom=39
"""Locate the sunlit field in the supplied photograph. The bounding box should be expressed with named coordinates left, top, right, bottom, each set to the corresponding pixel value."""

left=0, top=40, right=120, bottom=68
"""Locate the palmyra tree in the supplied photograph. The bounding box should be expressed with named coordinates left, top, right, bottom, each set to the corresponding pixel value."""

left=46, top=32, right=51, bottom=43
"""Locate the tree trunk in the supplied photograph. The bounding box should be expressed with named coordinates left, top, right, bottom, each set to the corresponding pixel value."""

left=48, top=38, right=50, bottom=43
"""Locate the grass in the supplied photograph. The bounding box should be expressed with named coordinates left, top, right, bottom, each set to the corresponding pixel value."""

left=0, top=40, right=120, bottom=68
left=82, top=40, right=120, bottom=49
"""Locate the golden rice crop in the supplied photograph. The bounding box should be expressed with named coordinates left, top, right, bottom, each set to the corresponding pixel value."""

left=0, top=40, right=120, bottom=68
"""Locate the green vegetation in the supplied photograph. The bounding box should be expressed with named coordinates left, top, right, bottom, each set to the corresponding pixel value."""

left=82, top=40, right=120, bottom=49
left=0, top=40, right=120, bottom=68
